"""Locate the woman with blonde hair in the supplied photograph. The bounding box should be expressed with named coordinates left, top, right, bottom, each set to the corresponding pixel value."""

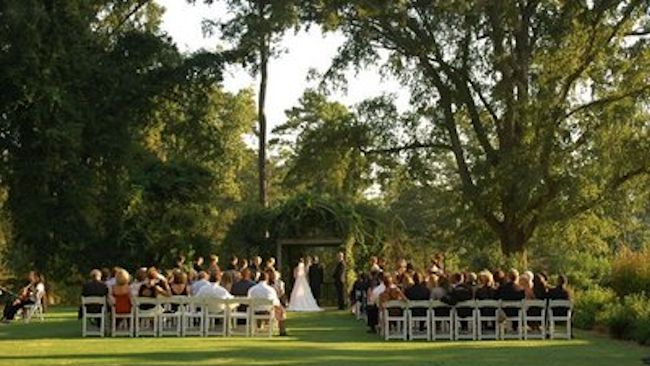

left=110, top=269, right=132, bottom=328
left=518, top=272, right=535, bottom=299
left=475, top=270, right=496, bottom=300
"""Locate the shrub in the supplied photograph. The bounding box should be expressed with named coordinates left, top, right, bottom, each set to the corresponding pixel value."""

left=610, top=246, right=650, bottom=297
left=574, top=286, right=616, bottom=329
left=598, top=293, right=650, bottom=344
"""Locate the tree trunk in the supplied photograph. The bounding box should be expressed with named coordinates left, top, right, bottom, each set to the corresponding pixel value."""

left=257, top=36, right=269, bottom=208
left=498, top=224, right=529, bottom=269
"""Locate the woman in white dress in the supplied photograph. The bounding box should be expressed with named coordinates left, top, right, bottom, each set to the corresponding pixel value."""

left=287, top=258, right=322, bottom=312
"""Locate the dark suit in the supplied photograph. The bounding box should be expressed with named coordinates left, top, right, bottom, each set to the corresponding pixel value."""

left=308, top=263, right=324, bottom=305
left=333, top=261, right=346, bottom=309
left=79, top=280, right=108, bottom=319
left=231, top=280, right=255, bottom=297
left=548, top=286, right=571, bottom=316
left=405, top=284, right=430, bottom=317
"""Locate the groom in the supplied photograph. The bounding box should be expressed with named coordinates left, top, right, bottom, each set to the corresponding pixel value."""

left=333, top=252, right=346, bottom=310
left=308, top=256, right=324, bottom=306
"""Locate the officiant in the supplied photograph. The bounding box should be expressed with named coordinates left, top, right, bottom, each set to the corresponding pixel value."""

left=308, top=256, right=324, bottom=306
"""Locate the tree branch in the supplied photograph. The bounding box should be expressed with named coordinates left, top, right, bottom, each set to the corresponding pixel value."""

left=358, top=141, right=451, bottom=155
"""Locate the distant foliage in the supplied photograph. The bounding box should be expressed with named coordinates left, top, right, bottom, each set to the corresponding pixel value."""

left=574, top=287, right=616, bottom=330
left=610, top=246, right=650, bottom=297
left=598, top=294, right=650, bottom=344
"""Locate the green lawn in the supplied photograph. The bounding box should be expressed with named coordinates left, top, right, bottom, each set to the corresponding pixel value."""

left=0, top=308, right=647, bottom=366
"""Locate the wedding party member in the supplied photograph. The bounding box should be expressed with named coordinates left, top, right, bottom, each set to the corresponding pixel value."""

left=288, top=258, right=321, bottom=312
left=249, top=256, right=263, bottom=281
left=248, top=270, right=288, bottom=336
left=2, top=271, right=45, bottom=322
left=308, top=256, right=324, bottom=306
left=227, top=256, right=239, bottom=271
left=208, top=255, right=220, bottom=273
left=369, top=256, right=381, bottom=273
left=333, top=252, right=346, bottom=310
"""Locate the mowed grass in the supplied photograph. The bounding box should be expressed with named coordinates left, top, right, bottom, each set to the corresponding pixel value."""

left=0, top=308, right=647, bottom=366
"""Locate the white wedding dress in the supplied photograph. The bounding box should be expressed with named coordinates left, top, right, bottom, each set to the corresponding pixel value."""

left=287, top=263, right=322, bottom=312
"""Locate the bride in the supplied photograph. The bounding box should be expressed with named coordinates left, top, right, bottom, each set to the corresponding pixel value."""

left=287, top=258, right=322, bottom=312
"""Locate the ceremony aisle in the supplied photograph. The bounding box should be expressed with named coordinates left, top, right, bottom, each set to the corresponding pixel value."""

left=0, top=308, right=646, bottom=366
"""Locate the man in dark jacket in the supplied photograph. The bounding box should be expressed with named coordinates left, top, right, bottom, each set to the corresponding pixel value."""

left=308, top=256, right=324, bottom=306
left=79, top=269, right=108, bottom=321
left=333, top=252, right=346, bottom=310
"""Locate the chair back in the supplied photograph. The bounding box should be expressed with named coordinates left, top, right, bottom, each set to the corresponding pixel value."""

left=250, top=298, right=274, bottom=313
left=500, top=300, right=523, bottom=309
left=407, top=300, right=430, bottom=311
left=384, top=300, right=407, bottom=308
left=134, top=297, right=159, bottom=308
left=524, top=299, right=547, bottom=310
left=82, top=296, right=106, bottom=306
left=476, top=300, right=500, bottom=309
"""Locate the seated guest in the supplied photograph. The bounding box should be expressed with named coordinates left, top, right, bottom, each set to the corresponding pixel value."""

left=2, top=271, right=45, bottom=322
left=248, top=270, right=288, bottom=336
left=404, top=273, right=430, bottom=326
left=191, top=271, right=210, bottom=295
left=110, top=269, right=133, bottom=324
left=227, top=255, right=239, bottom=271
left=231, top=268, right=256, bottom=297
left=267, top=268, right=286, bottom=307
left=497, top=269, right=525, bottom=301
left=369, top=256, right=381, bottom=273
left=379, top=274, right=407, bottom=306
left=366, top=272, right=385, bottom=333
left=130, top=268, right=147, bottom=297
left=208, top=254, right=220, bottom=273
left=497, top=269, right=525, bottom=329
left=220, top=270, right=236, bottom=293
left=239, top=258, right=249, bottom=271
left=195, top=270, right=233, bottom=313
left=475, top=270, right=496, bottom=300
left=105, top=267, right=118, bottom=289
left=138, top=267, right=170, bottom=310
left=404, top=273, right=430, bottom=301
left=518, top=272, right=535, bottom=299
left=548, top=275, right=572, bottom=318
left=174, top=255, right=186, bottom=271
left=493, top=269, right=506, bottom=289
left=350, top=272, right=369, bottom=309
left=430, top=275, right=450, bottom=301
left=548, top=275, right=571, bottom=300
left=80, top=269, right=109, bottom=316
left=449, top=272, right=473, bottom=305
left=249, top=256, right=263, bottom=281
left=533, top=273, right=549, bottom=300
left=193, top=256, right=204, bottom=273
left=170, top=270, right=190, bottom=296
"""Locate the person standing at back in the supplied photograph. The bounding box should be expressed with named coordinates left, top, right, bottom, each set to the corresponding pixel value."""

left=308, top=256, right=324, bottom=306
left=333, top=252, right=346, bottom=310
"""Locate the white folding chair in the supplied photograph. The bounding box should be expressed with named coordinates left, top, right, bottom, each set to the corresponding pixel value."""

left=524, top=299, right=547, bottom=340
left=548, top=300, right=572, bottom=339
left=228, top=298, right=252, bottom=337
left=182, top=297, right=205, bottom=337
left=134, top=297, right=160, bottom=337
left=159, top=296, right=185, bottom=337
left=250, top=298, right=275, bottom=338
left=204, top=298, right=228, bottom=337
left=22, top=289, right=45, bottom=323
left=407, top=300, right=430, bottom=340
left=500, top=300, right=523, bottom=340
left=430, top=300, right=454, bottom=341
left=81, top=296, right=106, bottom=337
left=383, top=300, right=408, bottom=341
left=476, top=300, right=500, bottom=340
left=111, top=300, right=134, bottom=337
left=453, top=300, right=477, bottom=340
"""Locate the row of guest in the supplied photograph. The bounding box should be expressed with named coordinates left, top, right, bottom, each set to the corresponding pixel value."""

left=360, top=266, right=571, bottom=333
left=81, top=264, right=288, bottom=335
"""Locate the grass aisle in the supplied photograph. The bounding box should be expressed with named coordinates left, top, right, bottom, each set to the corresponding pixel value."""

left=0, top=308, right=647, bottom=366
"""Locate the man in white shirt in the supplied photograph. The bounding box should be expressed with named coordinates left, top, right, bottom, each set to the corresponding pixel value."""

left=248, top=270, right=287, bottom=336
left=195, top=270, right=233, bottom=313
left=191, top=271, right=210, bottom=295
